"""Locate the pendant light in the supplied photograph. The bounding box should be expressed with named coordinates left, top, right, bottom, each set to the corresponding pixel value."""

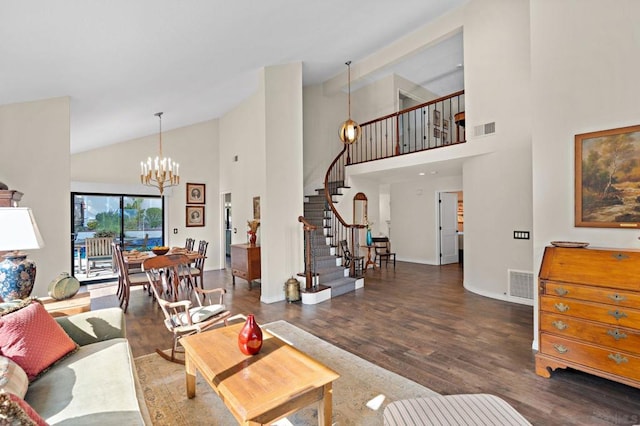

left=339, top=61, right=361, bottom=144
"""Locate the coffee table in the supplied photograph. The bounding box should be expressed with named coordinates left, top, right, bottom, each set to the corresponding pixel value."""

left=180, top=322, right=339, bottom=425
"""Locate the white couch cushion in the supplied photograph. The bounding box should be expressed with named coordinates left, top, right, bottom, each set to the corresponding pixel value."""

left=25, top=338, right=144, bottom=425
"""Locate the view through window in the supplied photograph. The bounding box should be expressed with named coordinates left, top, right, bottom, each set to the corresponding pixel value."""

left=72, top=192, right=164, bottom=282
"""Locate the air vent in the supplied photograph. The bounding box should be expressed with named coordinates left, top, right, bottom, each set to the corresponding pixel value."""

left=473, top=122, right=496, bottom=137
left=508, top=269, right=533, bottom=305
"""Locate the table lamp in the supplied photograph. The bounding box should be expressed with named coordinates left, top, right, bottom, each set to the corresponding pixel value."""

left=0, top=207, right=45, bottom=301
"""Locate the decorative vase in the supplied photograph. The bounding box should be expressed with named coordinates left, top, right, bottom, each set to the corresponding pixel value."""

left=0, top=253, right=37, bottom=301
left=238, top=314, right=263, bottom=355
left=248, top=232, right=257, bottom=246
left=366, top=228, right=373, bottom=246
left=48, top=272, right=80, bottom=300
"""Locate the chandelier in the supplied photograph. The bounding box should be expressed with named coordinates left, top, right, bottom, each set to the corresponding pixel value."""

left=140, top=112, right=179, bottom=195
left=338, top=61, right=361, bottom=144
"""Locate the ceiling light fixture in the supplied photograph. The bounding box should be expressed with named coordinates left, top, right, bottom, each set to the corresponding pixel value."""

left=140, top=112, right=179, bottom=195
left=339, top=61, right=361, bottom=145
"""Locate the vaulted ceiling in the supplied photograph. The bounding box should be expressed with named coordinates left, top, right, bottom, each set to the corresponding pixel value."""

left=0, top=0, right=465, bottom=153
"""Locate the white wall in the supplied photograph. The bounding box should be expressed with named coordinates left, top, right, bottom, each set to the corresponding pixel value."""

left=71, top=119, right=222, bottom=268
left=261, top=62, right=304, bottom=302
left=0, top=97, right=71, bottom=297
left=220, top=63, right=303, bottom=303
left=302, top=85, right=345, bottom=196
left=530, top=0, right=640, bottom=349
left=390, top=175, right=462, bottom=265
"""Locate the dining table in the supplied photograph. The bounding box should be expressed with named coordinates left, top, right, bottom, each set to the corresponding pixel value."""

left=122, top=247, right=205, bottom=299
left=122, top=247, right=203, bottom=269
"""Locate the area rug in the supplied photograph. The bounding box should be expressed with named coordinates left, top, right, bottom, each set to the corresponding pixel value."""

left=134, top=320, right=439, bottom=425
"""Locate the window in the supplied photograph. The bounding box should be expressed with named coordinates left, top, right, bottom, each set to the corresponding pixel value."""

left=71, top=192, right=164, bottom=281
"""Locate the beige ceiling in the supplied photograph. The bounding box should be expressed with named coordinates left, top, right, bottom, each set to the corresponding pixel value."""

left=0, top=0, right=466, bottom=153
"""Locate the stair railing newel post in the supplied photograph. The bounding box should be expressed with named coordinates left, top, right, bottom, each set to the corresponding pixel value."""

left=298, top=216, right=316, bottom=291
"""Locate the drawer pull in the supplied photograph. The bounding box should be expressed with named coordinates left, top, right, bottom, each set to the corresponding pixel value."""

left=553, top=344, right=568, bottom=354
left=554, top=287, right=569, bottom=296
left=608, top=310, right=628, bottom=320
left=552, top=320, right=568, bottom=330
left=554, top=303, right=570, bottom=313
left=608, top=353, right=628, bottom=365
left=607, top=293, right=627, bottom=303
left=607, top=329, right=627, bottom=340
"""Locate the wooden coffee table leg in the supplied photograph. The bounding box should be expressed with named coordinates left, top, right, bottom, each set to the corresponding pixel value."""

left=318, top=383, right=333, bottom=426
left=185, top=353, right=196, bottom=398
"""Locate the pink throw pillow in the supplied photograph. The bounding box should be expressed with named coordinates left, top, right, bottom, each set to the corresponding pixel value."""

left=0, top=301, right=77, bottom=381
left=0, top=391, right=48, bottom=426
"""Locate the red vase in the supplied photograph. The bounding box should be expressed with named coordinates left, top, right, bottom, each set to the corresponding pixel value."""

left=249, top=232, right=257, bottom=246
left=238, top=314, right=263, bottom=355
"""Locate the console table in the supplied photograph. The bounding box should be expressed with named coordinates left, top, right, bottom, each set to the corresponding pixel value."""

left=39, top=292, right=91, bottom=317
left=230, top=244, right=261, bottom=289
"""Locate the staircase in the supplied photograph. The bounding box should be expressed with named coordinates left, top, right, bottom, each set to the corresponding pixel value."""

left=301, top=189, right=363, bottom=301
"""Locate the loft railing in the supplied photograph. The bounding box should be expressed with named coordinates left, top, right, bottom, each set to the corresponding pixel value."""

left=347, top=90, right=465, bottom=165
left=323, top=91, right=465, bottom=273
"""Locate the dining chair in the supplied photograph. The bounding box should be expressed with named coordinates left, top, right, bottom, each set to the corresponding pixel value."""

left=185, top=238, right=195, bottom=251
left=372, top=236, right=396, bottom=268
left=113, top=242, right=148, bottom=313
left=339, top=239, right=364, bottom=277
left=142, top=254, right=231, bottom=363
left=186, top=240, right=208, bottom=290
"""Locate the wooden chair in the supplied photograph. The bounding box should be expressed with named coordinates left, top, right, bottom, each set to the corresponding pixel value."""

left=339, top=239, right=364, bottom=277
left=185, top=238, right=195, bottom=251
left=191, top=240, right=208, bottom=288
left=85, top=237, right=114, bottom=277
left=112, top=242, right=148, bottom=313
left=143, top=254, right=231, bottom=364
left=372, top=236, right=396, bottom=268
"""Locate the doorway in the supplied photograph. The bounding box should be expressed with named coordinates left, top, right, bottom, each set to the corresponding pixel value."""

left=222, top=193, right=232, bottom=266
left=71, top=192, right=164, bottom=283
left=438, top=191, right=462, bottom=265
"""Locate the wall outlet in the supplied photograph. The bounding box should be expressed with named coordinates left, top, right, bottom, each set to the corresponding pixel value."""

left=173, top=228, right=178, bottom=234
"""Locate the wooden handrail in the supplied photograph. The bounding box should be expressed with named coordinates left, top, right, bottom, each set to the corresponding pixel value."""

left=359, top=90, right=465, bottom=127
left=297, top=215, right=317, bottom=231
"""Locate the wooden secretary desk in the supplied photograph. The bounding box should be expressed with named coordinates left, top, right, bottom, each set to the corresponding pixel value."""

left=230, top=244, right=261, bottom=289
left=536, top=245, right=640, bottom=389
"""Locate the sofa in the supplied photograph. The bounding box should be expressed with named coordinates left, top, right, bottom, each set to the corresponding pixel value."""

left=0, top=301, right=150, bottom=425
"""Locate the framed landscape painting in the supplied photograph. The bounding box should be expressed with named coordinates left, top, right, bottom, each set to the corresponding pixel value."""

left=575, top=124, right=640, bottom=228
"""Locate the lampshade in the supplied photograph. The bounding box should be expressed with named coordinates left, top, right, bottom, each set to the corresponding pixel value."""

left=0, top=207, right=44, bottom=301
left=0, top=207, right=45, bottom=251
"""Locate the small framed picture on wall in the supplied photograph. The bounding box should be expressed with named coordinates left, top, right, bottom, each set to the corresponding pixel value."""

left=186, top=206, right=205, bottom=227
left=186, top=183, right=206, bottom=204
left=433, top=109, right=441, bottom=127
left=253, top=196, right=261, bottom=220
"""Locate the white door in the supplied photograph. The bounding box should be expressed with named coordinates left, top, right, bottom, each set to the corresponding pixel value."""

left=439, top=192, right=459, bottom=264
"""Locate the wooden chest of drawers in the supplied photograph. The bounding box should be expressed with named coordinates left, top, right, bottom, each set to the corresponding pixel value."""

left=230, top=244, right=261, bottom=289
left=535, top=246, right=640, bottom=389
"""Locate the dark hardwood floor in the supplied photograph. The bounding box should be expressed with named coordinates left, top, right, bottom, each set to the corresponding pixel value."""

left=90, top=261, right=640, bottom=425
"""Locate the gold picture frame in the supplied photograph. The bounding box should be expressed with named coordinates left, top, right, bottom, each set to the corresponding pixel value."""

left=575, top=124, right=640, bottom=228
left=253, top=196, right=261, bottom=220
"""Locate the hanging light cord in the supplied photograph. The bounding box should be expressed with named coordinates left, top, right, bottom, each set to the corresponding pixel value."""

left=346, top=61, right=352, bottom=118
